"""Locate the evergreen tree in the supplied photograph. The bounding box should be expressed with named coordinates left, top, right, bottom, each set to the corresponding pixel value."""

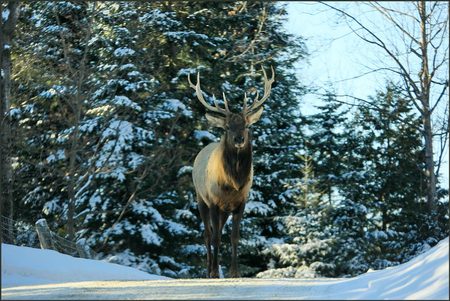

left=11, top=1, right=308, bottom=278
left=12, top=1, right=95, bottom=237
left=342, top=83, right=448, bottom=269
left=257, top=154, right=337, bottom=278
left=258, top=83, right=449, bottom=278
left=305, top=89, right=348, bottom=204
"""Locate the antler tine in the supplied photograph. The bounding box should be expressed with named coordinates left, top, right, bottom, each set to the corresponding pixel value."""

left=245, top=66, right=275, bottom=115
left=222, top=92, right=230, bottom=112
left=188, top=72, right=228, bottom=115
left=243, top=92, right=248, bottom=112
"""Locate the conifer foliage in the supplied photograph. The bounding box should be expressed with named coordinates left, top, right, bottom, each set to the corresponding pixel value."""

left=258, top=84, right=448, bottom=278
left=10, top=2, right=306, bottom=278
left=6, top=1, right=448, bottom=279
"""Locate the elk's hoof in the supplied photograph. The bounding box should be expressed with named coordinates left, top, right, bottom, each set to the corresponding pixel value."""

left=210, top=271, right=220, bottom=278
left=229, top=271, right=241, bottom=278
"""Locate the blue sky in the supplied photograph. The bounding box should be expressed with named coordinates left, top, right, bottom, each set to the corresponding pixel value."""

left=284, top=2, right=449, bottom=190
left=284, top=2, right=384, bottom=113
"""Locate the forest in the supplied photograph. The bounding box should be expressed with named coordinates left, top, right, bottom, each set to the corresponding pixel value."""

left=0, top=1, right=448, bottom=279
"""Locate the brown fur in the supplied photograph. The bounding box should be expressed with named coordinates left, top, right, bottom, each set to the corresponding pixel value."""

left=192, top=132, right=253, bottom=278
left=189, top=66, right=274, bottom=278
left=222, top=131, right=253, bottom=191
left=193, top=137, right=253, bottom=213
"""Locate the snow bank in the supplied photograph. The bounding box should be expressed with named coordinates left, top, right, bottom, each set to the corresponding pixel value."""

left=1, top=244, right=169, bottom=288
left=329, top=236, right=449, bottom=300
left=1, top=237, right=448, bottom=300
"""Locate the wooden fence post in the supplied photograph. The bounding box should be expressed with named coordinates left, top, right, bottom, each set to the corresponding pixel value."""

left=35, top=218, right=55, bottom=250
left=76, top=239, right=89, bottom=258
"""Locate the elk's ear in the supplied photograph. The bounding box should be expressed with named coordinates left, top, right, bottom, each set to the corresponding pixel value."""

left=246, top=106, right=264, bottom=126
left=205, top=113, right=226, bottom=129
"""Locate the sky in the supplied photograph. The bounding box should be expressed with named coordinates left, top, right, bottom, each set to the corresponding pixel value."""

left=284, top=2, right=449, bottom=190
left=284, top=2, right=383, bottom=113
left=2, top=238, right=448, bottom=299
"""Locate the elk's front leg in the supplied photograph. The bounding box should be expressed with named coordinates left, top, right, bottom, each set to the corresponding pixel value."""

left=210, top=204, right=223, bottom=278
left=230, top=202, right=245, bottom=278
left=198, top=200, right=212, bottom=278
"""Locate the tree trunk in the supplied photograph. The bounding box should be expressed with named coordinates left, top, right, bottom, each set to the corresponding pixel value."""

left=66, top=116, right=80, bottom=240
left=322, top=0, right=446, bottom=218
left=423, top=111, right=436, bottom=213
left=0, top=1, right=19, bottom=240
left=418, top=0, right=437, bottom=214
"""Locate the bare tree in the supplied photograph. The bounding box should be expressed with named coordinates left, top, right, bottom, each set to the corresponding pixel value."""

left=0, top=0, right=19, bottom=238
left=52, top=2, right=98, bottom=240
left=321, top=1, right=449, bottom=214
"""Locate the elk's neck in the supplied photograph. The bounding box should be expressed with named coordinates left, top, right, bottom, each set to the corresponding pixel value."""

left=221, top=135, right=252, bottom=190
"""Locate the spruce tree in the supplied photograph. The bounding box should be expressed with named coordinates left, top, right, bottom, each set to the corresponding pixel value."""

left=12, top=1, right=95, bottom=236
left=11, top=1, right=308, bottom=278
left=342, top=83, right=448, bottom=269
left=305, top=89, right=348, bottom=204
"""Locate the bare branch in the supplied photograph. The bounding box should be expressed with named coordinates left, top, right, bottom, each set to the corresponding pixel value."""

left=320, top=2, right=423, bottom=100
left=430, top=80, right=449, bottom=113
left=225, top=5, right=267, bottom=63
left=369, top=2, right=420, bottom=46
left=435, top=102, right=449, bottom=177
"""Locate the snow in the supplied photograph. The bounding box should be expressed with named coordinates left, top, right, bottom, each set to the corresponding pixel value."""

left=2, top=237, right=449, bottom=300
left=38, top=88, right=57, bottom=99
left=42, top=199, right=61, bottom=215
left=119, top=63, right=136, bottom=70
left=45, top=149, right=66, bottom=163
left=79, top=117, right=100, bottom=133
left=163, top=98, right=193, bottom=117
left=42, top=25, right=68, bottom=34
left=113, top=47, right=135, bottom=57
left=112, top=95, right=142, bottom=111
left=88, top=193, right=101, bottom=208
left=245, top=201, right=271, bottom=216
left=194, top=130, right=216, bottom=141
left=131, top=201, right=163, bottom=222
left=1, top=244, right=168, bottom=289
left=2, top=8, right=10, bottom=21
left=140, top=224, right=163, bottom=246
left=164, top=31, right=209, bottom=41
left=177, top=165, right=193, bottom=177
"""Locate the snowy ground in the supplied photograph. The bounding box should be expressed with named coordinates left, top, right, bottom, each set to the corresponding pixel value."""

left=2, top=237, right=449, bottom=300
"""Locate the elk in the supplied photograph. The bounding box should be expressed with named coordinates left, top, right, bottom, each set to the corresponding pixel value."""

left=188, top=67, right=275, bottom=278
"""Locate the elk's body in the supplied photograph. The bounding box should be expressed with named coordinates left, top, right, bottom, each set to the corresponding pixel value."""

left=188, top=67, right=274, bottom=278
left=193, top=139, right=253, bottom=213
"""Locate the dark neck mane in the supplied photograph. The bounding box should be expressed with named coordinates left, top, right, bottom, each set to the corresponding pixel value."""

left=221, top=134, right=252, bottom=190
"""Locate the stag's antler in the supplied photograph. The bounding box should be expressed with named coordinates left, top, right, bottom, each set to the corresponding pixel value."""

left=188, top=72, right=230, bottom=116
left=243, top=66, right=275, bottom=116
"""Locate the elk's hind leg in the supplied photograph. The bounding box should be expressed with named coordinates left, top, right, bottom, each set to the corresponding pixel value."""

left=198, top=199, right=212, bottom=278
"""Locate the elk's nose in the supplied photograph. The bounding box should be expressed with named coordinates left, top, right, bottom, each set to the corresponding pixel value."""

left=235, top=136, right=245, bottom=144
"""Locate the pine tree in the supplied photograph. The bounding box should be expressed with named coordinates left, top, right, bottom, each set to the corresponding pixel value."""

left=342, top=83, right=448, bottom=269
left=12, top=1, right=96, bottom=237
left=257, top=154, right=337, bottom=278
left=11, top=1, right=309, bottom=278
left=305, top=89, right=349, bottom=204
left=161, top=2, right=308, bottom=277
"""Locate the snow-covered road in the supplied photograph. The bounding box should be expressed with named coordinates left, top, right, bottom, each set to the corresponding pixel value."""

left=2, top=237, right=449, bottom=300
left=3, top=267, right=448, bottom=300
left=3, top=278, right=336, bottom=300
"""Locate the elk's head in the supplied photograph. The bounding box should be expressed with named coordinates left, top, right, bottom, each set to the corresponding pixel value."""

left=188, top=67, right=275, bottom=150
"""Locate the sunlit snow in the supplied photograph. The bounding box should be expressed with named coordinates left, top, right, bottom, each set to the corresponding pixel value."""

left=1, top=237, right=448, bottom=300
